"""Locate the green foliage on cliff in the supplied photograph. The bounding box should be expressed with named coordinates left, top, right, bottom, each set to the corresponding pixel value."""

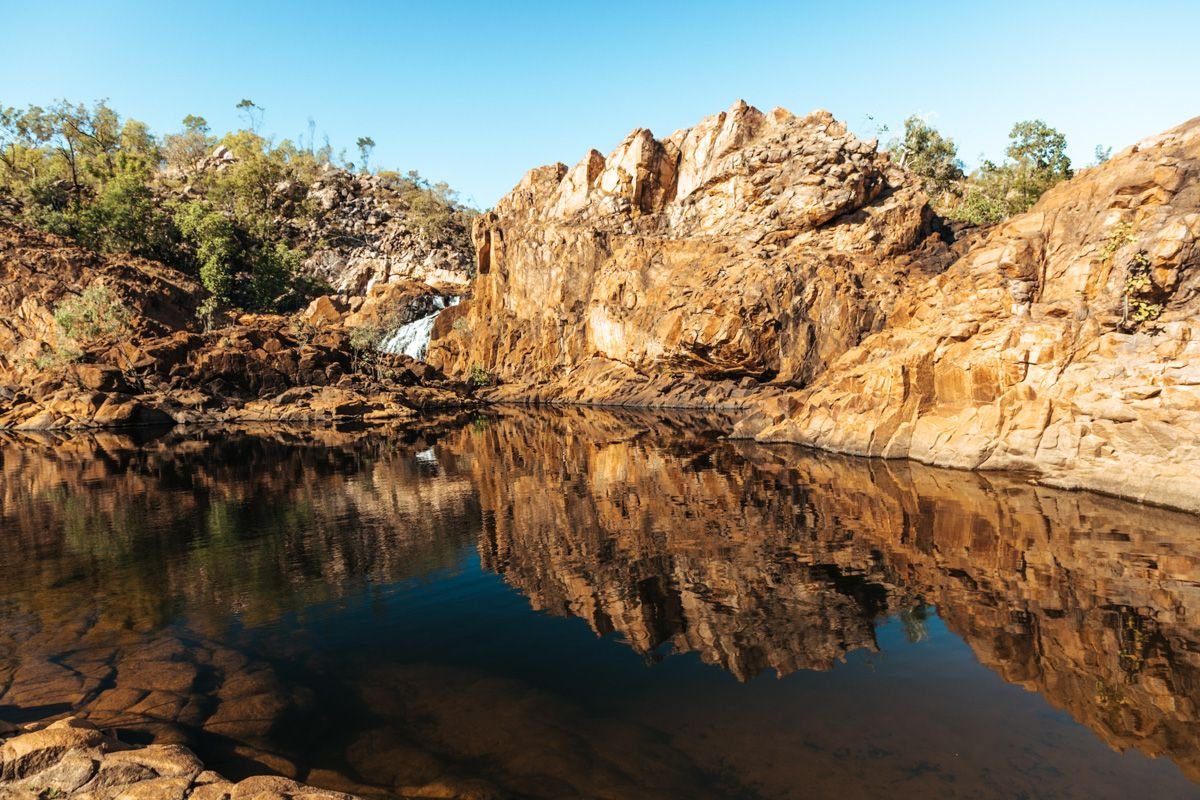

left=955, top=120, right=1074, bottom=224
left=0, top=97, right=475, bottom=313
left=887, top=116, right=1074, bottom=225
left=889, top=116, right=964, bottom=210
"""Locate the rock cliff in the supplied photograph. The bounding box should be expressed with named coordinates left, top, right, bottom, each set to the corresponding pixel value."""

left=737, top=116, right=1200, bottom=512
left=428, top=101, right=955, bottom=406
left=428, top=101, right=1200, bottom=512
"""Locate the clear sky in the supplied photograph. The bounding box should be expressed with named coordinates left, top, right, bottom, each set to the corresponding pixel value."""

left=4, top=0, right=1198, bottom=207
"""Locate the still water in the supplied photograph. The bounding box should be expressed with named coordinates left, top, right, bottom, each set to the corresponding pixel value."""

left=1, top=408, right=1199, bottom=799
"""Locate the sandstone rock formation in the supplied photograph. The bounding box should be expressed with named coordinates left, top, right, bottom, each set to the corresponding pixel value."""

left=737, top=116, right=1200, bottom=512
left=0, top=222, right=474, bottom=430
left=428, top=101, right=956, bottom=406
left=426, top=100, right=1200, bottom=512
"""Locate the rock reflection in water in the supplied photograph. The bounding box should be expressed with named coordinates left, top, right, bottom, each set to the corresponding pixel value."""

left=449, top=408, right=1200, bottom=789
left=0, top=410, right=1198, bottom=799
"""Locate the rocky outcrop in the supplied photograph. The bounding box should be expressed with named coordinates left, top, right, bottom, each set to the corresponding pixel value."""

left=171, top=146, right=476, bottom=295
left=428, top=98, right=1200, bottom=511
left=737, top=117, right=1200, bottom=512
left=299, top=168, right=475, bottom=294
left=428, top=101, right=955, bottom=407
left=0, top=222, right=475, bottom=430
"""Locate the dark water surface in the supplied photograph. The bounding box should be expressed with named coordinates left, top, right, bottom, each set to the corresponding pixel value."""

left=2, top=408, right=1199, bottom=799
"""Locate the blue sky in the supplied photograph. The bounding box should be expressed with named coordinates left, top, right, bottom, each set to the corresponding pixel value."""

left=4, top=0, right=1198, bottom=207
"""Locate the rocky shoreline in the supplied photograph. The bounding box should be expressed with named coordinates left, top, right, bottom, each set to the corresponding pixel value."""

left=427, top=103, right=1200, bottom=514
left=0, top=223, right=477, bottom=432
left=2, top=103, right=1199, bottom=518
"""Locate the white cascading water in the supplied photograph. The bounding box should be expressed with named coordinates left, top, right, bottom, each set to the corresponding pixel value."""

left=379, top=296, right=459, bottom=361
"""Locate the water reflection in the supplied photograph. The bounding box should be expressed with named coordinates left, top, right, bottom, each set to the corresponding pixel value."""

left=456, top=409, right=1200, bottom=781
left=0, top=410, right=1198, bottom=798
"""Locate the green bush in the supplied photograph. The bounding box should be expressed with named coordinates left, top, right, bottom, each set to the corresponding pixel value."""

left=468, top=364, right=493, bottom=387
left=175, top=201, right=237, bottom=303
left=76, top=169, right=174, bottom=259
left=53, top=284, right=132, bottom=341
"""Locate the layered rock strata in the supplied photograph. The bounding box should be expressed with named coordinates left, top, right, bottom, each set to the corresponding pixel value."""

left=428, top=101, right=955, bottom=406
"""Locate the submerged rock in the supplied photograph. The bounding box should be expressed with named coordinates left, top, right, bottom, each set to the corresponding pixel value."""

left=0, top=717, right=358, bottom=799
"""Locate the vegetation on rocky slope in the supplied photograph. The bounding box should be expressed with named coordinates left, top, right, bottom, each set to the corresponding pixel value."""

left=886, top=114, right=1077, bottom=223
left=0, top=98, right=478, bottom=317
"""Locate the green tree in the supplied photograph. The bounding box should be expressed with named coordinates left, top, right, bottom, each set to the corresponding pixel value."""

left=163, top=114, right=213, bottom=173
left=1005, top=119, right=1072, bottom=211
left=889, top=115, right=964, bottom=207
left=236, top=99, right=263, bottom=133
left=952, top=119, right=1073, bottom=224
left=250, top=241, right=304, bottom=309
left=76, top=166, right=173, bottom=258
left=175, top=201, right=237, bottom=304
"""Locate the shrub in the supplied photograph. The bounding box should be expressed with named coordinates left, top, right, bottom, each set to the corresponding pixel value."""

left=76, top=169, right=174, bottom=259
left=467, top=364, right=493, bottom=387
left=32, top=345, right=83, bottom=370
left=53, top=284, right=132, bottom=341
left=175, top=201, right=237, bottom=304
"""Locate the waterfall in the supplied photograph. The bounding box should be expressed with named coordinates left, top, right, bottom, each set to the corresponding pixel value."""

left=379, top=296, right=459, bottom=361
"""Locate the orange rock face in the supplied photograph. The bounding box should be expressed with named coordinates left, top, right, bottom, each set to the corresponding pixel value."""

left=738, top=117, right=1200, bottom=513
left=428, top=101, right=954, bottom=406
left=428, top=100, right=1200, bottom=512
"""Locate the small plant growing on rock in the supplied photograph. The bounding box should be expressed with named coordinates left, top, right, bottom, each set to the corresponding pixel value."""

left=1123, top=250, right=1163, bottom=327
left=468, top=364, right=493, bottom=387
left=1101, top=221, right=1137, bottom=262
left=1101, top=222, right=1163, bottom=330
left=348, top=324, right=387, bottom=378
left=196, top=296, right=219, bottom=331
left=53, top=284, right=132, bottom=341
left=31, top=344, right=83, bottom=370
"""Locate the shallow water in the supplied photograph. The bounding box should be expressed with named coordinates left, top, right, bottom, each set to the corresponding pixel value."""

left=1, top=408, right=1199, bottom=799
